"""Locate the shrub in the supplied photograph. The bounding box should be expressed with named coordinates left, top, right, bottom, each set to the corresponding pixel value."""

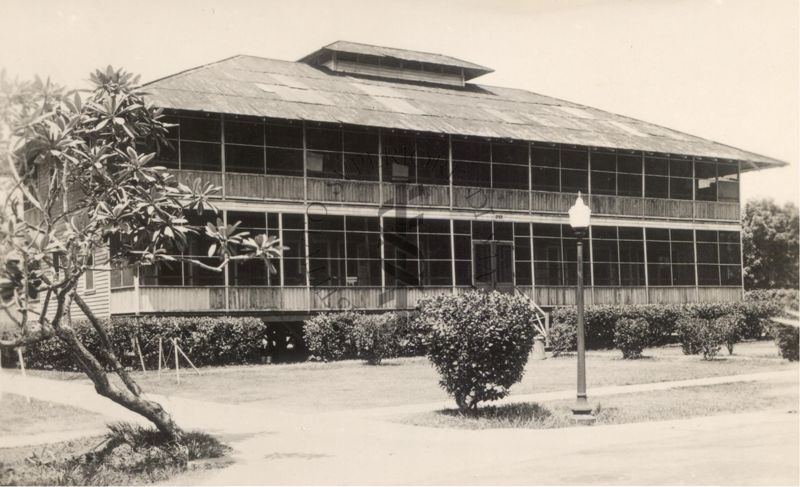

left=771, top=324, right=799, bottom=361
left=393, top=311, right=430, bottom=357
left=613, top=317, right=649, bottom=359
left=734, top=300, right=783, bottom=338
left=548, top=320, right=577, bottom=357
left=419, top=290, right=537, bottom=412
left=676, top=317, right=725, bottom=360
left=745, top=288, right=799, bottom=310
left=351, top=313, right=399, bottom=365
left=714, top=312, right=745, bottom=355
left=21, top=316, right=268, bottom=371
left=303, top=311, right=360, bottom=361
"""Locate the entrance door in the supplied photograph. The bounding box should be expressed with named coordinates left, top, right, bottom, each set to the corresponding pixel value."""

left=473, top=241, right=514, bottom=291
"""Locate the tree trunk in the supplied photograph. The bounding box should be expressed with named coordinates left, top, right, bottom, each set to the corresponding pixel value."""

left=53, top=291, right=185, bottom=442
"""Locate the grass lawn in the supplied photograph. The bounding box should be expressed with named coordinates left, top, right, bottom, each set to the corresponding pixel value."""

left=17, top=340, right=797, bottom=414
left=0, top=393, right=109, bottom=437
left=397, top=377, right=799, bottom=430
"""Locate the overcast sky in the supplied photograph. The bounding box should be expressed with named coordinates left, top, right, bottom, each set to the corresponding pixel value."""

left=1, top=0, right=797, bottom=205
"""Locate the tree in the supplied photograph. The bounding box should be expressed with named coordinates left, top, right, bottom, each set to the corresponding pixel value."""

left=0, top=68, right=282, bottom=442
left=742, top=198, right=799, bottom=289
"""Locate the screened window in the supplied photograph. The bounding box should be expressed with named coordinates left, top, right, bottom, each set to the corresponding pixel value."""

left=453, top=220, right=472, bottom=286
left=452, top=137, right=491, bottom=188
left=383, top=217, right=419, bottom=286
left=492, top=141, right=529, bottom=190
left=514, top=222, right=532, bottom=285
left=646, top=228, right=695, bottom=286
left=382, top=132, right=416, bottom=184
left=225, top=118, right=265, bottom=174
left=531, top=146, right=560, bottom=192
left=180, top=116, right=221, bottom=172
left=266, top=122, right=304, bottom=177
left=343, top=128, right=379, bottom=181
left=282, top=213, right=307, bottom=286
left=645, top=155, right=693, bottom=200
left=697, top=230, right=741, bottom=286
left=532, top=223, right=588, bottom=285
left=227, top=211, right=280, bottom=286
left=590, top=151, right=642, bottom=197
left=306, top=126, right=343, bottom=179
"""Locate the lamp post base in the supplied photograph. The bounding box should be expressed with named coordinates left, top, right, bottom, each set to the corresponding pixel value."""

left=571, top=395, right=594, bottom=423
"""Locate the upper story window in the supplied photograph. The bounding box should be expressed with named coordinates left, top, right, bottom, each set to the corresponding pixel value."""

left=591, top=150, right=643, bottom=197
left=696, top=159, right=739, bottom=203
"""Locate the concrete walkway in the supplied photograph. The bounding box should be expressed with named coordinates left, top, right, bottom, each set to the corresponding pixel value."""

left=1, top=369, right=798, bottom=484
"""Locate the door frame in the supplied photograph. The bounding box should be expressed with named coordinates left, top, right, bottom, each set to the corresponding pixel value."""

left=472, top=239, right=515, bottom=290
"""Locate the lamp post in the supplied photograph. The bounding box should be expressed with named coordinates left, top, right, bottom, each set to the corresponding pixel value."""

left=568, top=192, right=593, bottom=419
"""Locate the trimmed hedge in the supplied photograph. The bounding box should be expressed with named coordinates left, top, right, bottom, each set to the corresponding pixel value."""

left=549, top=301, right=782, bottom=355
left=21, top=316, right=268, bottom=371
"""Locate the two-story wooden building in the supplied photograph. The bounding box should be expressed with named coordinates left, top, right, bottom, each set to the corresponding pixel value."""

left=93, top=41, right=783, bottom=324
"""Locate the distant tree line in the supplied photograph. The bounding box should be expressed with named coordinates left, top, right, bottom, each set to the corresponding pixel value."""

left=743, top=198, right=799, bottom=290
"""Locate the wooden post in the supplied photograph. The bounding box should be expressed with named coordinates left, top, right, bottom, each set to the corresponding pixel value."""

left=176, top=344, right=201, bottom=376
left=158, top=337, right=163, bottom=380
left=173, top=338, right=180, bottom=384
left=135, top=336, right=146, bottom=372
left=17, top=348, right=30, bottom=404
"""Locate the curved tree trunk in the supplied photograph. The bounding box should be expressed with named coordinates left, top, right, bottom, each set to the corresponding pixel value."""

left=54, top=291, right=184, bottom=442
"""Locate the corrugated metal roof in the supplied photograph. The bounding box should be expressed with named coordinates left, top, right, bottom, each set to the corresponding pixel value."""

left=143, top=54, right=786, bottom=170
left=301, top=40, right=493, bottom=75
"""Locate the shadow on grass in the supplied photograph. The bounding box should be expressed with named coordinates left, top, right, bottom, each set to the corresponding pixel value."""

left=434, top=403, right=568, bottom=429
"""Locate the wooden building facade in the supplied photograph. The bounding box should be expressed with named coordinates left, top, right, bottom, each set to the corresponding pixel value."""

left=93, top=41, right=783, bottom=320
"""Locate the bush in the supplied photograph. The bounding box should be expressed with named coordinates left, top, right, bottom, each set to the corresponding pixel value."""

left=676, top=317, right=725, bottom=360
left=771, top=324, right=799, bottom=361
left=351, top=313, right=399, bottom=365
left=734, top=300, right=783, bottom=338
left=393, top=311, right=430, bottom=357
left=303, top=311, right=360, bottom=361
left=419, top=290, right=537, bottom=411
left=613, top=317, right=650, bottom=359
left=714, top=312, right=745, bottom=355
left=548, top=320, right=577, bottom=357
left=21, top=316, right=268, bottom=371
left=745, top=288, right=799, bottom=310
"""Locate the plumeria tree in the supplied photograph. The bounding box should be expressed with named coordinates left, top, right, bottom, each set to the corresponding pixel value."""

left=0, top=68, right=282, bottom=442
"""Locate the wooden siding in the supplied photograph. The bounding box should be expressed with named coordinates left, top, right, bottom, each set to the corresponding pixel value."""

left=590, top=195, right=644, bottom=217
left=139, top=287, right=213, bottom=312
left=69, top=247, right=111, bottom=320
left=110, top=288, right=138, bottom=314
left=694, top=201, right=740, bottom=221
left=176, top=170, right=222, bottom=190
left=308, top=179, right=380, bottom=204
left=648, top=286, right=696, bottom=304
left=111, top=284, right=742, bottom=315
left=531, top=192, right=574, bottom=213
left=225, top=173, right=304, bottom=200
left=492, top=189, right=529, bottom=211
left=644, top=199, right=694, bottom=219
left=697, top=286, right=742, bottom=302
left=174, top=170, right=741, bottom=223
left=384, top=183, right=449, bottom=207
left=592, top=287, right=649, bottom=305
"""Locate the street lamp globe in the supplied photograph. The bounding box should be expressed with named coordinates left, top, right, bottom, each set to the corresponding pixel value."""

left=568, top=192, right=591, bottom=237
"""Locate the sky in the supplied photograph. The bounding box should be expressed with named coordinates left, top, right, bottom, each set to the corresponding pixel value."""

left=1, top=0, right=797, bottom=205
